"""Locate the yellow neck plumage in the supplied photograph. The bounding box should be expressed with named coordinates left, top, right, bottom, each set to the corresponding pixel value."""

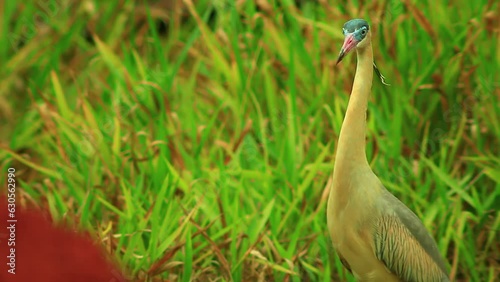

left=333, top=41, right=374, bottom=175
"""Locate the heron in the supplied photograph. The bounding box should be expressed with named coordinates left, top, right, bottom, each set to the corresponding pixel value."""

left=326, top=19, right=449, bottom=282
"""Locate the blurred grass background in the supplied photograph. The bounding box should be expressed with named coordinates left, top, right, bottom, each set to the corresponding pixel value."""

left=0, top=0, right=499, bottom=281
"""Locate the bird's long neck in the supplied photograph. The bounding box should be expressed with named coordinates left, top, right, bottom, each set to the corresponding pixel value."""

left=334, top=42, right=374, bottom=175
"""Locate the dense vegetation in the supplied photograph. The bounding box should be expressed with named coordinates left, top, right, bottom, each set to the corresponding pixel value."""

left=1, top=0, right=499, bottom=281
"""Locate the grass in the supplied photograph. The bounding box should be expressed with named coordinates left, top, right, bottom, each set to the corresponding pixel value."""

left=1, top=0, right=499, bottom=281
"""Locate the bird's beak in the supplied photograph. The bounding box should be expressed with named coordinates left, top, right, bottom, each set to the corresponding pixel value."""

left=336, top=33, right=359, bottom=65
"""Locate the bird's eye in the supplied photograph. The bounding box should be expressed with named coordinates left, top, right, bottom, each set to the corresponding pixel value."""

left=361, top=29, right=367, bottom=35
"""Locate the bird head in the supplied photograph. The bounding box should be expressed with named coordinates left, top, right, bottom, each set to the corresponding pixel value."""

left=336, top=19, right=370, bottom=65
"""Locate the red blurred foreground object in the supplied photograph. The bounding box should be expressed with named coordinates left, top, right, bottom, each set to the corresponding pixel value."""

left=0, top=196, right=127, bottom=282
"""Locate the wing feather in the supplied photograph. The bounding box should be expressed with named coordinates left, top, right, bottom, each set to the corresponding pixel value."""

left=373, top=197, right=449, bottom=282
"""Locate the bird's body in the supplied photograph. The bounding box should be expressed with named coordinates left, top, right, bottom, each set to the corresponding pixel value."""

left=327, top=19, right=449, bottom=282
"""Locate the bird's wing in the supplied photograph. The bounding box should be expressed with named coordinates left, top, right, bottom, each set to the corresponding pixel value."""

left=373, top=191, right=449, bottom=282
